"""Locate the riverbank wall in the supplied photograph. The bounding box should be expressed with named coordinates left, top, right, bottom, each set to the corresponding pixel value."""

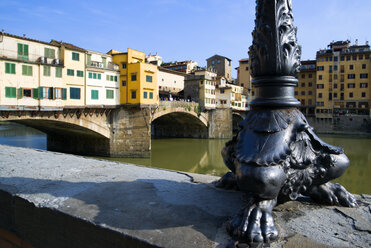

left=307, top=116, right=371, bottom=135
left=0, top=145, right=370, bottom=248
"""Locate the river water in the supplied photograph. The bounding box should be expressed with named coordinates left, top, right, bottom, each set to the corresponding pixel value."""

left=0, top=122, right=370, bottom=194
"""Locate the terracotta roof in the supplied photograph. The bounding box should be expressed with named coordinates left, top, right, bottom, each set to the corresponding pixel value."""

left=50, top=40, right=86, bottom=52
left=239, top=58, right=249, bottom=62
left=2, top=32, right=59, bottom=47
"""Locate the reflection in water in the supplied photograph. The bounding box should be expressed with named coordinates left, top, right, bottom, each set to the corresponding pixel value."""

left=0, top=122, right=369, bottom=194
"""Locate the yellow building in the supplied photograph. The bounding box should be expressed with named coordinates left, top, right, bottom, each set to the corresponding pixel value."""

left=51, top=40, right=86, bottom=107
left=236, top=58, right=252, bottom=98
left=316, top=41, right=371, bottom=118
left=296, top=60, right=316, bottom=116
left=108, top=48, right=157, bottom=105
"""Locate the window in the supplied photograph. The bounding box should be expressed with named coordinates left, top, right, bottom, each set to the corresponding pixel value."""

left=359, top=55, right=364, bottom=60
left=317, top=84, right=324, bottom=89
left=131, top=74, right=137, bottom=81
left=54, top=88, right=62, bottom=99
left=106, top=75, right=110, bottom=81
left=44, top=48, right=55, bottom=59
left=301, top=91, right=305, bottom=95
left=349, top=92, right=353, bottom=98
left=334, top=93, right=338, bottom=98
left=309, top=74, right=313, bottom=78
left=106, top=89, right=114, bottom=99
left=70, top=87, right=81, bottom=99
left=329, top=66, right=332, bottom=72
left=362, top=64, right=366, bottom=69
left=17, top=43, right=29, bottom=60
left=308, top=82, right=312, bottom=87
left=114, top=76, right=117, bottom=81
left=318, top=93, right=323, bottom=98
left=348, top=83, right=355, bottom=88
left=220, top=89, right=225, bottom=94
left=42, top=87, right=53, bottom=99
left=245, top=66, right=249, bottom=71
left=5, top=63, right=16, bottom=74
left=122, top=63, right=126, bottom=69
left=72, top=52, right=79, bottom=61
left=340, top=56, right=345, bottom=61
left=131, top=90, right=136, bottom=99
left=217, top=59, right=220, bottom=64
left=308, top=91, right=312, bottom=95
left=352, top=55, right=357, bottom=61
left=346, top=56, right=351, bottom=61
left=77, top=70, right=84, bottom=77
left=110, top=75, right=113, bottom=81
left=340, top=74, right=344, bottom=82
left=334, top=56, right=338, bottom=61
left=98, top=73, right=101, bottom=80
left=143, top=91, right=148, bottom=99
left=334, top=74, right=338, bottom=80
left=349, top=65, right=354, bottom=70
left=348, top=74, right=355, bottom=79
left=122, top=80, right=126, bottom=86
left=88, top=72, right=92, bottom=79
left=93, top=73, right=97, bottom=79
left=360, top=83, right=368, bottom=88
left=56, top=67, right=62, bottom=78
left=22, top=65, right=32, bottom=76
left=5, top=87, right=16, bottom=98
left=334, top=65, right=338, bottom=71
left=360, top=73, right=368, bottom=79
left=146, top=75, right=152, bottom=82
left=43, top=66, right=51, bottom=76
left=362, top=92, right=366, bottom=98
left=23, top=88, right=32, bottom=98
left=301, top=74, right=305, bottom=79
left=334, top=84, right=338, bottom=89
left=149, top=92, right=153, bottom=99
left=67, top=69, right=74, bottom=76
left=91, top=90, right=99, bottom=100
left=318, top=75, right=322, bottom=80
left=317, top=66, right=324, bottom=71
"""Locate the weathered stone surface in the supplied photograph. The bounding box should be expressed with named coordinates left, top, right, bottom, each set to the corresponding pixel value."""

left=208, top=108, right=233, bottom=139
left=0, top=145, right=370, bottom=248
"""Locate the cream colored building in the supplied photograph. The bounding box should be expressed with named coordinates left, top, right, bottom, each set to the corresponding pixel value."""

left=51, top=40, right=86, bottom=107
left=86, top=50, right=120, bottom=106
left=158, top=67, right=185, bottom=100
left=0, top=33, right=64, bottom=110
left=162, top=61, right=198, bottom=74
left=216, top=78, right=248, bottom=111
left=146, top=54, right=162, bottom=66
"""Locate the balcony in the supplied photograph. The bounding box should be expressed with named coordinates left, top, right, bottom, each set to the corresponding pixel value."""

left=0, top=49, right=63, bottom=65
left=87, top=61, right=119, bottom=71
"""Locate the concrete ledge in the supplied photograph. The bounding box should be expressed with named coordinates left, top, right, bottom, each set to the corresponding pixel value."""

left=0, top=145, right=370, bottom=248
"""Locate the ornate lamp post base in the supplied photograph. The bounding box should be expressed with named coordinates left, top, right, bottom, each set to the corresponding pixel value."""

left=216, top=0, right=357, bottom=245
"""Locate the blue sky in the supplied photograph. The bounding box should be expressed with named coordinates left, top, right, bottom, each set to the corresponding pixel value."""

left=1, top=0, right=370, bottom=77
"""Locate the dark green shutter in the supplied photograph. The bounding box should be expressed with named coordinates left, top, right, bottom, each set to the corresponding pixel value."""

left=5, top=87, right=10, bottom=98
left=87, top=54, right=91, bottom=65
left=62, top=88, right=67, bottom=100
left=39, top=87, right=44, bottom=99
left=5, top=63, right=10, bottom=73
left=33, top=88, right=39, bottom=99
left=11, top=87, right=16, bottom=98
left=49, top=87, right=54, bottom=99
left=17, top=88, right=23, bottom=99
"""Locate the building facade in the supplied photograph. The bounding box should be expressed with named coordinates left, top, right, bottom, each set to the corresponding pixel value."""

left=206, top=55, right=232, bottom=82
left=157, top=67, right=185, bottom=100
left=236, top=58, right=252, bottom=98
left=315, top=41, right=371, bottom=118
left=86, top=50, right=120, bottom=106
left=0, top=33, right=65, bottom=110
left=296, top=60, right=316, bottom=116
left=109, top=48, right=158, bottom=106
left=184, top=68, right=217, bottom=110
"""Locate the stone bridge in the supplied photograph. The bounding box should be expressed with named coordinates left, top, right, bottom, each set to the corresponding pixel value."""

left=0, top=102, right=234, bottom=157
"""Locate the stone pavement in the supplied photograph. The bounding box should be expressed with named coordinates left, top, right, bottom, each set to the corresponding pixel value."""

left=0, top=145, right=370, bottom=248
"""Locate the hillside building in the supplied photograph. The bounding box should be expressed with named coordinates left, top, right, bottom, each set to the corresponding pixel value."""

left=206, top=55, right=232, bottom=82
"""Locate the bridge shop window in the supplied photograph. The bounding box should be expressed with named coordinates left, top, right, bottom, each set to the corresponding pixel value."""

left=106, top=90, right=114, bottom=99
left=22, top=88, right=32, bottom=98
left=76, top=70, right=84, bottom=77
left=67, top=69, right=74, bottom=76
left=5, top=63, right=16, bottom=74
left=54, top=88, right=62, bottom=99
left=70, top=87, right=81, bottom=100
left=143, top=91, right=148, bottom=99
left=131, top=90, right=136, bottom=99
left=55, top=67, right=62, bottom=78
left=149, top=92, right=153, bottom=99
left=146, top=75, right=152, bottom=83
left=5, top=87, right=16, bottom=98
left=41, top=87, right=54, bottom=99
left=91, top=90, right=99, bottom=100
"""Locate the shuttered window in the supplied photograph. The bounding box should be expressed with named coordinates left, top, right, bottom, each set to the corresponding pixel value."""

left=76, top=70, right=84, bottom=77
left=72, top=52, right=79, bottom=61
left=55, top=67, right=62, bottom=78
left=106, top=89, right=114, bottom=99
left=43, top=66, right=51, bottom=76
left=5, top=87, right=17, bottom=98
left=44, top=48, right=55, bottom=59
left=5, top=63, right=16, bottom=74
left=22, top=65, right=33, bottom=76
left=91, top=90, right=99, bottom=100
left=70, top=87, right=81, bottom=99
left=17, top=43, right=29, bottom=60
left=67, top=69, right=74, bottom=76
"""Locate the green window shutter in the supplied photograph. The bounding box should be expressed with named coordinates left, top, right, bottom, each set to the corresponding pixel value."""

left=114, top=76, right=117, bottom=81
left=17, top=43, right=22, bottom=56
left=106, top=89, right=114, bottom=99
left=93, top=73, right=97, bottom=79
left=11, top=87, right=16, bottom=98
left=149, top=92, right=153, bottom=99
left=5, top=63, right=10, bottom=73
left=43, top=66, right=51, bottom=76
left=62, top=88, right=67, bottom=100
left=88, top=72, right=92, bottom=79
left=144, top=91, right=147, bottom=99
left=87, top=54, right=91, bottom=65
left=28, top=66, right=32, bottom=76
left=98, top=74, right=101, bottom=80
left=102, top=57, right=106, bottom=68
left=5, top=87, right=11, bottom=98
left=33, top=88, right=39, bottom=99
left=110, top=75, right=113, bottom=81
left=22, top=65, right=27, bottom=75
left=39, top=87, right=44, bottom=99
left=106, top=75, right=109, bottom=81
left=91, top=90, right=99, bottom=100
left=49, top=87, right=54, bottom=100
left=24, top=44, right=29, bottom=60
left=56, top=67, right=62, bottom=78
left=11, top=63, right=16, bottom=74
left=17, top=88, right=23, bottom=99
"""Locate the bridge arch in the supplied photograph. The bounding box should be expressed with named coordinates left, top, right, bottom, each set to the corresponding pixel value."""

left=151, top=111, right=208, bottom=138
left=232, top=112, right=244, bottom=133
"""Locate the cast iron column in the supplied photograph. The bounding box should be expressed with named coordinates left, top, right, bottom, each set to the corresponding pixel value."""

left=216, top=0, right=357, bottom=246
